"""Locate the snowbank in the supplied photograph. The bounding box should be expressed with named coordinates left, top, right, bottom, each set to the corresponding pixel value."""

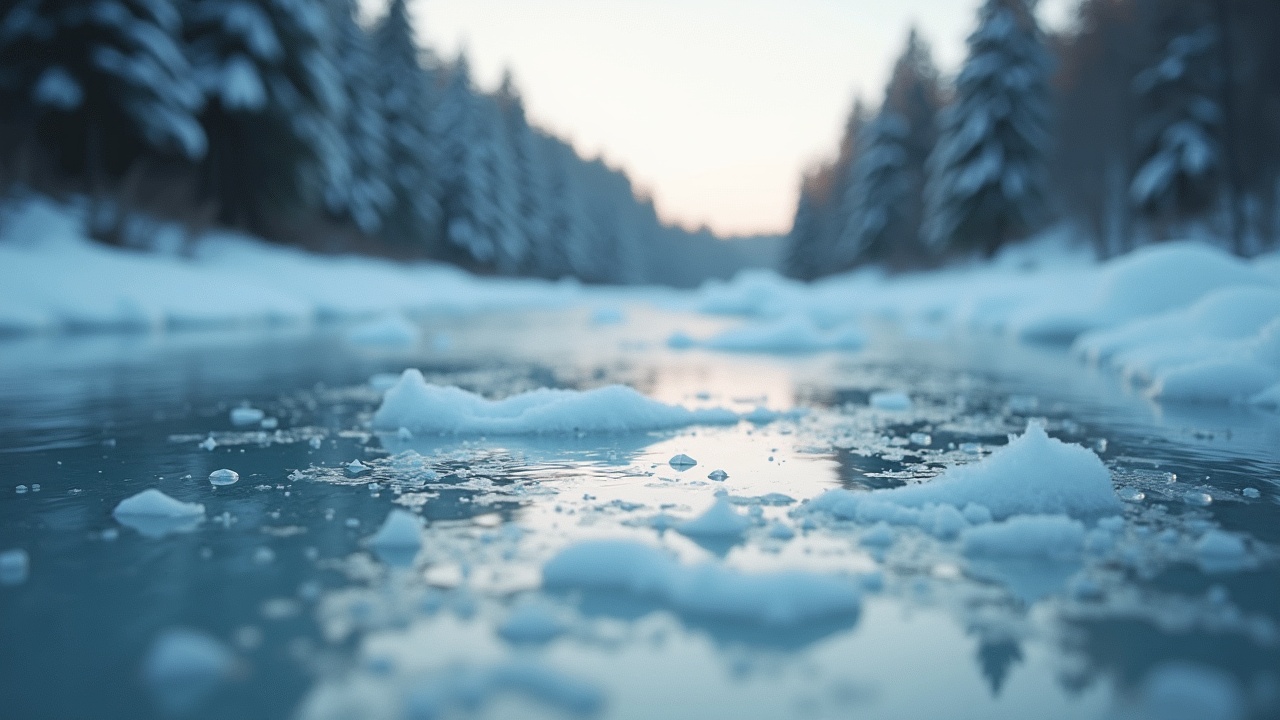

left=371, top=369, right=740, bottom=434
left=541, top=539, right=860, bottom=625
left=0, top=196, right=584, bottom=334
left=803, top=423, right=1119, bottom=521
left=960, top=515, right=1086, bottom=559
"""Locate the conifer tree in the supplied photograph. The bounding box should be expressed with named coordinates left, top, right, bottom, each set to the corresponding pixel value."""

left=923, top=0, right=1051, bottom=257
left=325, top=0, right=391, bottom=234
left=186, top=0, right=345, bottom=231
left=371, top=0, right=441, bottom=249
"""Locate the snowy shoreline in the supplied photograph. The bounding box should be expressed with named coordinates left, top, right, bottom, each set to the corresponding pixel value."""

left=4, top=196, right=1280, bottom=405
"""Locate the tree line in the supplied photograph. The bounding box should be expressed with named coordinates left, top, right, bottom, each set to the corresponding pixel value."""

left=0, top=0, right=748, bottom=284
left=786, top=0, right=1280, bottom=280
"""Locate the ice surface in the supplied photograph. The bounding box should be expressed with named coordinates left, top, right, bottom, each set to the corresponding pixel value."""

left=1136, top=662, right=1245, bottom=720
left=960, top=515, right=1086, bottom=559
left=0, top=548, right=29, bottom=585
left=142, top=628, right=237, bottom=714
left=684, top=314, right=866, bottom=353
left=345, top=314, right=420, bottom=347
left=804, top=423, right=1120, bottom=520
left=113, top=489, right=205, bottom=538
left=676, top=497, right=753, bottom=538
left=372, top=369, right=739, bottom=434
left=208, top=469, right=239, bottom=486
left=542, top=540, right=860, bottom=625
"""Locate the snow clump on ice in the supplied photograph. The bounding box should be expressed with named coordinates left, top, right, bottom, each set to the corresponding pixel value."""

left=372, top=369, right=741, bottom=434
left=803, top=422, right=1120, bottom=521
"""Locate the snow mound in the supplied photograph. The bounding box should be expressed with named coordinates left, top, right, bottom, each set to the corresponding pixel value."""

left=960, top=515, right=1086, bottom=559
left=371, top=369, right=739, bottom=434
left=685, top=314, right=866, bottom=353
left=542, top=539, right=860, bottom=625
left=346, top=314, right=420, bottom=347
left=1013, top=242, right=1272, bottom=341
left=804, top=422, right=1119, bottom=520
left=497, top=599, right=569, bottom=643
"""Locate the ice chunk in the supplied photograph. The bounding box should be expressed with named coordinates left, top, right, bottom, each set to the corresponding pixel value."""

left=346, top=314, right=420, bottom=347
left=346, top=459, right=368, bottom=475
left=230, top=407, right=265, bottom=426
left=367, top=509, right=422, bottom=552
left=676, top=498, right=752, bottom=538
left=869, top=391, right=912, bottom=410
left=766, top=521, right=795, bottom=540
left=113, top=489, right=205, bottom=538
left=497, top=599, right=568, bottom=643
left=142, top=628, right=237, bottom=714
left=707, top=469, right=729, bottom=481
left=859, top=523, right=896, bottom=548
left=668, top=453, right=697, bottom=470
left=0, top=548, right=30, bottom=585
left=542, top=540, right=859, bottom=625
left=208, top=469, right=239, bottom=486
left=199, top=436, right=217, bottom=451
left=372, top=369, right=740, bottom=434
left=805, top=423, right=1119, bottom=520
left=960, top=515, right=1086, bottom=559
left=369, top=372, right=402, bottom=392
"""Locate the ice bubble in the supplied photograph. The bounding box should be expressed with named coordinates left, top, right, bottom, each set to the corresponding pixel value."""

left=142, top=628, right=237, bottom=715
left=668, top=453, right=697, bottom=470
left=870, top=391, right=912, bottom=411
left=230, top=407, right=265, bottom=426
left=0, top=548, right=30, bottom=585
left=707, top=469, right=729, bottom=481
left=208, top=469, right=239, bottom=487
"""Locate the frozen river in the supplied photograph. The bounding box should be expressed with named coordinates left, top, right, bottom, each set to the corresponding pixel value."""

left=0, top=307, right=1277, bottom=720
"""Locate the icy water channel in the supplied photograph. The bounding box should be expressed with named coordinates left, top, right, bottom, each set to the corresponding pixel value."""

left=1, top=307, right=1278, bottom=720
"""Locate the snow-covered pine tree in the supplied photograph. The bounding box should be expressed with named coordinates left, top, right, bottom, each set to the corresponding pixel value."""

left=923, top=0, right=1051, bottom=258
left=838, top=29, right=942, bottom=269
left=370, top=0, right=441, bottom=250
left=534, top=132, right=592, bottom=278
left=496, top=71, right=550, bottom=275
left=1129, top=18, right=1222, bottom=240
left=434, top=54, right=523, bottom=273
left=185, top=0, right=344, bottom=232
left=324, top=0, right=390, bottom=235
left=0, top=0, right=204, bottom=227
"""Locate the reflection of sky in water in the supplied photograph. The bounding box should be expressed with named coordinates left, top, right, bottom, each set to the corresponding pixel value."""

left=0, top=307, right=1276, bottom=719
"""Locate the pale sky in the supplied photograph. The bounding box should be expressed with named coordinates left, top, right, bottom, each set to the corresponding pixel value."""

left=364, top=0, right=1076, bottom=236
